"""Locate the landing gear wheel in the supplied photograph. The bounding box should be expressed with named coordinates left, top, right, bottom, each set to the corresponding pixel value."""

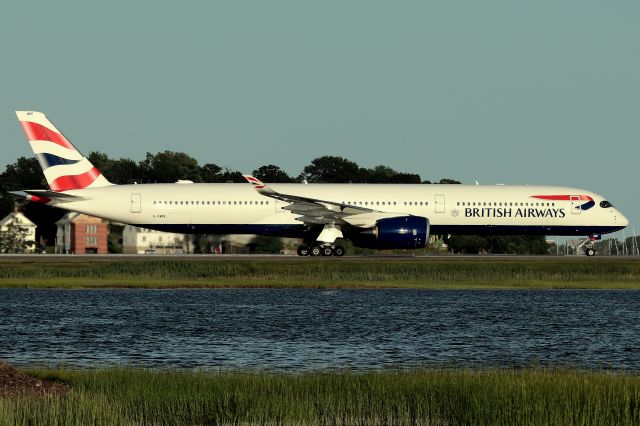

left=297, top=246, right=310, bottom=256
left=310, top=246, right=323, bottom=257
left=333, top=246, right=345, bottom=257
left=321, top=246, right=333, bottom=256
left=585, top=248, right=596, bottom=257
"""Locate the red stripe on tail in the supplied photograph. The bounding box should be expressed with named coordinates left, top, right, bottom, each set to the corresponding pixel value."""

left=49, top=167, right=101, bottom=191
left=20, top=121, right=74, bottom=150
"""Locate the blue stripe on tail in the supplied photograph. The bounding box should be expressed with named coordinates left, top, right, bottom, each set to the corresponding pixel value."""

left=36, top=153, right=80, bottom=169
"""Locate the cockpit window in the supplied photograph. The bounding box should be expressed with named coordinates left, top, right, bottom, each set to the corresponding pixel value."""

left=600, top=201, right=613, bottom=208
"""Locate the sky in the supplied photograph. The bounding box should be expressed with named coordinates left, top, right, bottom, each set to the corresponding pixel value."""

left=1, top=1, right=638, bottom=234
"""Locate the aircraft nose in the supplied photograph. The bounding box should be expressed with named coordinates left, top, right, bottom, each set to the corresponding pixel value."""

left=617, top=210, right=629, bottom=227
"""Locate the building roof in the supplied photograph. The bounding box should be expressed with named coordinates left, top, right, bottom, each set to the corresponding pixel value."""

left=0, top=212, right=36, bottom=228
left=55, top=212, right=107, bottom=226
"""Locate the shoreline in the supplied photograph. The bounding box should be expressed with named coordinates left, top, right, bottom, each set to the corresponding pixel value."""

left=0, top=257, right=637, bottom=289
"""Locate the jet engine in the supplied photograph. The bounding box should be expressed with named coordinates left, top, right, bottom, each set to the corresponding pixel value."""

left=351, top=216, right=429, bottom=249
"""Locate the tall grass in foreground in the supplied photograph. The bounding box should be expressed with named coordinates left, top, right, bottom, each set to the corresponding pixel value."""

left=0, top=258, right=639, bottom=288
left=1, top=368, right=639, bottom=425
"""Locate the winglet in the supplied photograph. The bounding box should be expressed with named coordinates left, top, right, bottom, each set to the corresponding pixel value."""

left=243, top=175, right=276, bottom=195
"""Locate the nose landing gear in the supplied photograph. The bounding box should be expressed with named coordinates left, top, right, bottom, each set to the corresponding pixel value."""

left=578, top=235, right=601, bottom=257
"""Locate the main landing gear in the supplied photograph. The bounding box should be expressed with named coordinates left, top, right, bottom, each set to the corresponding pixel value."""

left=297, top=245, right=345, bottom=257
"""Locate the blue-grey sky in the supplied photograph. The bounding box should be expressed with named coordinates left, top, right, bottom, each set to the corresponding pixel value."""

left=1, top=1, right=638, bottom=232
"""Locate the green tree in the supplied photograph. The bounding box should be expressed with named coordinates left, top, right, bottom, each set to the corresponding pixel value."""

left=438, top=178, right=462, bottom=184
left=446, top=234, right=549, bottom=255
left=446, top=235, right=490, bottom=254
left=253, top=165, right=294, bottom=183
left=139, top=151, right=203, bottom=183
left=301, top=156, right=364, bottom=183
left=200, top=163, right=224, bottom=182
left=247, top=236, right=284, bottom=254
left=0, top=221, right=32, bottom=253
left=362, top=165, right=421, bottom=183
left=88, top=152, right=142, bottom=184
left=219, top=168, right=245, bottom=183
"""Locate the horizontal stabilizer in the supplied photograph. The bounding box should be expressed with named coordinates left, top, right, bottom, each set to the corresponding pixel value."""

left=9, top=189, right=86, bottom=204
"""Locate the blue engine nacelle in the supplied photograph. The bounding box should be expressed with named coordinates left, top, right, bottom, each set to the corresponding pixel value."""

left=351, top=216, right=430, bottom=249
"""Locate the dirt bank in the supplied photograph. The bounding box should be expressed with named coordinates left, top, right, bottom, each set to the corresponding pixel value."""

left=0, top=362, right=68, bottom=398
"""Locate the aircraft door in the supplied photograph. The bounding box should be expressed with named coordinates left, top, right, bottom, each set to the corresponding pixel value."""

left=435, top=194, right=445, bottom=213
left=275, top=200, right=287, bottom=213
left=570, top=195, right=581, bottom=214
left=131, top=193, right=141, bottom=213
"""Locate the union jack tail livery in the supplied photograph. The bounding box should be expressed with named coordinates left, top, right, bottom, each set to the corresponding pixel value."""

left=16, top=111, right=112, bottom=192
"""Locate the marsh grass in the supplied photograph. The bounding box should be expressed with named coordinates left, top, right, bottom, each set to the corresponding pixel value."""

left=0, top=258, right=638, bottom=289
left=1, top=368, right=639, bottom=425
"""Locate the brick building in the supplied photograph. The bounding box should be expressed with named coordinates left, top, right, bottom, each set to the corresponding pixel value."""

left=55, top=213, right=108, bottom=254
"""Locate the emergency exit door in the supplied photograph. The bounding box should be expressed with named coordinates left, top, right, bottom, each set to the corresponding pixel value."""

left=131, top=193, right=141, bottom=213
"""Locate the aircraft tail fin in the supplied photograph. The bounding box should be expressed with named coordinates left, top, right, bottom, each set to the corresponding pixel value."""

left=15, top=111, right=112, bottom=191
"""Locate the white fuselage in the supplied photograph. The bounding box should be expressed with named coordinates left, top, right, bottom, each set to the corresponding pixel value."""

left=52, top=183, right=627, bottom=237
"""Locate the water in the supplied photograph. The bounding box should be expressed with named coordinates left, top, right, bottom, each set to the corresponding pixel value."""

left=0, top=289, right=639, bottom=370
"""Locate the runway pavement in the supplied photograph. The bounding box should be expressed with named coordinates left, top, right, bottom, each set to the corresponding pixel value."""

left=0, top=254, right=637, bottom=263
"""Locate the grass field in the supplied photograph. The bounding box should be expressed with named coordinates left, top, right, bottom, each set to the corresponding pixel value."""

left=0, top=257, right=638, bottom=289
left=1, top=367, right=639, bottom=425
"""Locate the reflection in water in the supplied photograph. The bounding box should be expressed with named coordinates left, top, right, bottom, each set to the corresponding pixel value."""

left=0, top=289, right=639, bottom=370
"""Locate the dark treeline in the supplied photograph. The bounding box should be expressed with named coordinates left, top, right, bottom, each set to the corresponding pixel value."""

left=85, top=152, right=437, bottom=185
left=0, top=152, right=547, bottom=254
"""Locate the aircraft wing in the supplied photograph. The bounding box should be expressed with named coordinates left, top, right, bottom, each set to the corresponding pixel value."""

left=243, top=175, right=375, bottom=224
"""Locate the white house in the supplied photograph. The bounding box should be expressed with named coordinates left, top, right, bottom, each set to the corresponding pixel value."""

left=122, top=225, right=190, bottom=254
left=0, top=212, right=37, bottom=253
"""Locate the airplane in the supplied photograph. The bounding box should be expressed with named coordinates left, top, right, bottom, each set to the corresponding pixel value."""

left=10, top=111, right=629, bottom=257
